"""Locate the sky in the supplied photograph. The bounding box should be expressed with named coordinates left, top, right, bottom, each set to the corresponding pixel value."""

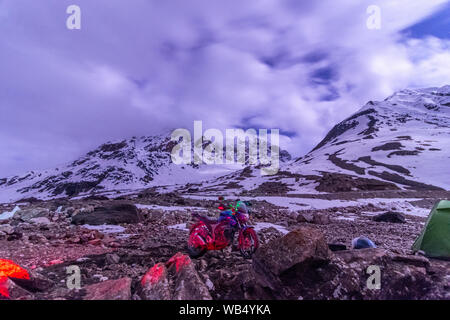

left=0, top=0, right=450, bottom=177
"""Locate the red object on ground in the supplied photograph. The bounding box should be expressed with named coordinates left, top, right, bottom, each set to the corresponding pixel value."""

left=47, top=259, right=64, bottom=266
left=0, top=259, right=30, bottom=298
left=141, top=263, right=165, bottom=286
left=0, top=278, right=8, bottom=298
left=166, top=253, right=191, bottom=273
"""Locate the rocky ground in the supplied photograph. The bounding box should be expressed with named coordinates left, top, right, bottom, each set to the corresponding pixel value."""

left=0, top=190, right=449, bottom=300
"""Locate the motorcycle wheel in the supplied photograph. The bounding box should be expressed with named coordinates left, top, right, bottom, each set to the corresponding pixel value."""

left=238, top=228, right=259, bottom=259
left=187, top=232, right=207, bottom=259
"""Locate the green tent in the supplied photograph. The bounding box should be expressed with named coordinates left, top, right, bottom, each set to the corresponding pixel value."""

left=412, top=200, right=450, bottom=259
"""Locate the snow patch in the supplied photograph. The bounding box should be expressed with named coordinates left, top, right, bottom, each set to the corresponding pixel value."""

left=0, top=205, right=20, bottom=221
left=81, top=224, right=126, bottom=234
left=136, top=204, right=207, bottom=212
left=168, top=223, right=189, bottom=232
left=253, top=222, right=289, bottom=235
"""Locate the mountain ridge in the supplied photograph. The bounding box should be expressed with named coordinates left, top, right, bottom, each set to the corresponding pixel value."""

left=1, top=85, right=449, bottom=202
left=182, top=85, right=450, bottom=194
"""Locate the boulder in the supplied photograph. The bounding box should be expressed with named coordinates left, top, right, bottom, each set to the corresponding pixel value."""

left=168, top=253, right=212, bottom=300
left=334, top=248, right=389, bottom=266
left=252, top=228, right=445, bottom=300
left=0, top=259, right=35, bottom=300
left=296, top=212, right=331, bottom=225
left=258, top=227, right=284, bottom=245
left=83, top=277, right=132, bottom=300
left=0, top=224, right=14, bottom=235
left=9, top=271, right=54, bottom=293
left=373, top=211, right=406, bottom=223
left=330, top=249, right=436, bottom=300
left=252, top=227, right=331, bottom=297
left=16, top=208, right=49, bottom=222
left=391, top=254, right=430, bottom=268
left=312, top=212, right=331, bottom=225
left=105, top=253, right=120, bottom=265
left=29, top=217, right=52, bottom=225
left=296, top=212, right=314, bottom=223
left=0, top=278, right=34, bottom=300
left=139, top=253, right=212, bottom=300
left=140, top=263, right=171, bottom=300
left=72, top=203, right=141, bottom=225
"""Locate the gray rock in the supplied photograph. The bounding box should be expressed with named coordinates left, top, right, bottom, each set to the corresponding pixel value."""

left=252, top=227, right=331, bottom=297
left=139, top=263, right=171, bottom=300
left=105, top=253, right=120, bottom=264
left=0, top=224, right=14, bottom=235
left=72, top=203, right=141, bottom=225
left=16, top=208, right=49, bottom=222
left=312, top=212, right=331, bottom=225
left=297, top=212, right=331, bottom=224
left=83, top=278, right=132, bottom=300
left=1, top=278, right=34, bottom=300
left=373, top=211, right=406, bottom=223
left=296, top=212, right=314, bottom=223
left=29, top=217, right=52, bottom=225
left=169, top=253, right=212, bottom=300
left=139, top=253, right=212, bottom=300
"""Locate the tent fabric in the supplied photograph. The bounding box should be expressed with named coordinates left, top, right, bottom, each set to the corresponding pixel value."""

left=436, top=200, right=450, bottom=210
left=412, top=200, right=450, bottom=259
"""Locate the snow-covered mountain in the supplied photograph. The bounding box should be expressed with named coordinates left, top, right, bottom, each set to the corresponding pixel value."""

left=289, top=85, right=450, bottom=191
left=1, top=85, right=449, bottom=202
left=0, top=134, right=221, bottom=202
left=0, top=132, right=290, bottom=202
left=192, top=85, right=450, bottom=194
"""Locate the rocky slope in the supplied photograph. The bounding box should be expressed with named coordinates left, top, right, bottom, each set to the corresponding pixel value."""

left=1, top=191, right=449, bottom=300
left=1, top=85, right=449, bottom=202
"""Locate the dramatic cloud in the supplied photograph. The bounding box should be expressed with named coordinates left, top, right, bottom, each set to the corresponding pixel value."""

left=0, top=0, right=449, bottom=176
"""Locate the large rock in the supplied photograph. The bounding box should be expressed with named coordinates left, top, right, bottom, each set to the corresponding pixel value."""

left=15, top=208, right=49, bottom=222
left=168, top=253, right=212, bottom=300
left=84, top=277, right=132, bottom=300
left=328, top=249, right=437, bottom=300
left=0, top=278, right=34, bottom=300
left=0, top=224, right=14, bottom=235
left=252, top=227, right=331, bottom=298
left=139, top=263, right=171, bottom=300
left=29, top=217, right=52, bottom=226
left=313, top=212, right=331, bottom=225
left=139, top=253, right=212, bottom=300
left=296, top=212, right=331, bottom=225
left=0, top=259, right=35, bottom=300
left=252, top=227, right=446, bottom=300
left=72, top=203, right=141, bottom=225
left=373, top=211, right=406, bottom=223
left=8, top=271, right=54, bottom=293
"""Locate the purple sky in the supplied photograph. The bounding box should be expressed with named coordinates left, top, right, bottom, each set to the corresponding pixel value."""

left=1, top=0, right=450, bottom=177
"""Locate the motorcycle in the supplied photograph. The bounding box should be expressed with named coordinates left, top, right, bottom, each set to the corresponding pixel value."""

left=187, top=202, right=259, bottom=259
